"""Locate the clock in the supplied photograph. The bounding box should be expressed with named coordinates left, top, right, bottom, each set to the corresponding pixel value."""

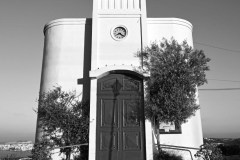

left=111, top=26, right=128, bottom=40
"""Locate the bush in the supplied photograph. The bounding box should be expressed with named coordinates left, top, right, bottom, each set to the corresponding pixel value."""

left=154, top=150, right=183, bottom=160
left=35, top=86, right=89, bottom=160
left=73, top=145, right=88, bottom=160
left=31, top=138, right=52, bottom=160
left=195, top=143, right=224, bottom=160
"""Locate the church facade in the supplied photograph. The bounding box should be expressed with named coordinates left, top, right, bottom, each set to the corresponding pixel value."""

left=36, top=0, right=203, bottom=159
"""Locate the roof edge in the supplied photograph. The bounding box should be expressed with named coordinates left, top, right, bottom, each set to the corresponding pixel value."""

left=147, top=17, right=193, bottom=30
left=44, top=18, right=92, bottom=35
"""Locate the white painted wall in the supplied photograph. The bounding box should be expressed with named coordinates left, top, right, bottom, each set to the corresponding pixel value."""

left=96, top=17, right=142, bottom=68
left=91, top=0, right=147, bottom=71
left=147, top=18, right=193, bottom=46
left=40, top=18, right=91, bottom=94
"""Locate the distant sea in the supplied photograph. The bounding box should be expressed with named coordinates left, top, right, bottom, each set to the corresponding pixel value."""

left=0, top=150, right=31, bottom=159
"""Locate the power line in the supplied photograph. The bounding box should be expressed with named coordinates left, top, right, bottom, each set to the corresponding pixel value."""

left=200, top=79, right=240, bottom=90
left=199, top=88, right=240, bottom=91
left=194, top=42, right=240, bottom=55
left=208, top=79, right=240, bottom=83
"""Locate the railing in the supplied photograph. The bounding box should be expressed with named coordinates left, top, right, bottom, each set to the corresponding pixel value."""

left=156, top=144, right=200, bottom=160
left=52, top=143, right=88, bottom=150
left=44, top=143, right=199, bottom=160
left=50, top=143, right=89, bottom=156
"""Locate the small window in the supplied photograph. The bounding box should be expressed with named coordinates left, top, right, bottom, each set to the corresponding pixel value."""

left=159, top=121, right=182, bottom=134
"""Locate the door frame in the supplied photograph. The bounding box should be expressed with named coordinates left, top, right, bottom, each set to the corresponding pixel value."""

left=88, top=68, right=152, bottom=160
left=96, top=73, right=145, bottom=160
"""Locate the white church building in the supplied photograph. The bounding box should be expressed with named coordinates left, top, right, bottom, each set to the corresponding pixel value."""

left=36, top=0, right=203, bottom=159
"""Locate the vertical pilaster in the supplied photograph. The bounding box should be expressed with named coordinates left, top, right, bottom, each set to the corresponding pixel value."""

left=91, top=0, right=99, bottom=70
left=89, top=0, right=151, bottom=159
left=140, top=0, right=147, bottom=49
left=88, top=79, right=98, bottom=160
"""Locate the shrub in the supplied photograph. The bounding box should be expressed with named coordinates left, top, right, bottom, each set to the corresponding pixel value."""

left=154, top=150, right=183, bottom=160
left=34, top=86, right=89, bottom=160
left=195, top=143, right=224, bottom=160
left=31, top=138, right=52, bottom=160
left=73, top=145, right=88, bottom=160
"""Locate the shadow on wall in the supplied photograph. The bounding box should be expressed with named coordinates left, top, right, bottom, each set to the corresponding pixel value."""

left=78, top=18, right=92, bottom=103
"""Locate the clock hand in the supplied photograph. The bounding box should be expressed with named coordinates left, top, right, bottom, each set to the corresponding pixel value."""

left=120, top=30, right=125, bottom=34
left=117, top=33, right=124, bottom=36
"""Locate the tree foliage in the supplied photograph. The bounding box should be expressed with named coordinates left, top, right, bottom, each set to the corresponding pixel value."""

left=31, top=137, right=52, bottom=160
left=33, top=87, right=89, bottom=160
left=154, top=150, right=183, bottom=160
left=195, top=143, right=224, bottom=160
left=136, top=38, right=210, bottom=124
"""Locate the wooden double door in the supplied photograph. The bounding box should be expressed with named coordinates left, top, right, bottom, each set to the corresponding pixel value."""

left=96, top=73, right=146, bottom=160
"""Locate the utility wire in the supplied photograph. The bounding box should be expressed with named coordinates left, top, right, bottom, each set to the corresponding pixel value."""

left=199, top=88, right=240, bottom=91
left=208, top=79, right=240, bottom=83
left=194, top=42, right=240, bottom=55
left=186, top=42, right=240, bottom=90
left=200, top=79, right=240, bottom=90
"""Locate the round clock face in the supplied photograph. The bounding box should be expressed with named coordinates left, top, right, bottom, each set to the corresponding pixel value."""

left=113, top=26, right=127, bottom=40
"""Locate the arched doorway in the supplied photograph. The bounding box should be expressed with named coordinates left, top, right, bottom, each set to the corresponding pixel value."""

left=96, top=73, right=146, bottom=160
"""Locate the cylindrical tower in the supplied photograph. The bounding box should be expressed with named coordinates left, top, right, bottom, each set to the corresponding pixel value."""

left=35, top=18, right=92, bottom=141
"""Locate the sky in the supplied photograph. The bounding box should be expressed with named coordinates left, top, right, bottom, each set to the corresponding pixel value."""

left=0, top=0, right=239, bottom=143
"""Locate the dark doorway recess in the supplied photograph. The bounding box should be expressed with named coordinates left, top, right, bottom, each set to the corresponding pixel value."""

left=96, top=73, right=146, bottom=160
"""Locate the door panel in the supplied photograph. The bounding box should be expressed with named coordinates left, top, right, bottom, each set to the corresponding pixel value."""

left=123, top=77, right=141, bottom=91
left=100, top=131, right=118, bottom=150
left=100, top=99, right=118, bottom=127
left=101, top=78, right=118, bottom=91
left=123, top=99, right=141, bottom=127
left=123, top=131, right=141, bottom=150
left=96, top=74, right=145, bottom=160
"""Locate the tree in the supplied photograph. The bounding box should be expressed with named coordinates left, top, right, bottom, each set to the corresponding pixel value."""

left=136, top=38, right=210, bottom=152
left=33, top=87, right=89, bottom=160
